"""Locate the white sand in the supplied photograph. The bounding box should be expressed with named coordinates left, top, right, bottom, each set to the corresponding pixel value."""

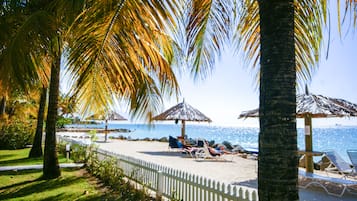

left=58, top=132, right=357, bottom=201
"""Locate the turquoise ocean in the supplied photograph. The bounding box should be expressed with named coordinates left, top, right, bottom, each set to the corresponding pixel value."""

left=68, top=123, right=357, bottom=162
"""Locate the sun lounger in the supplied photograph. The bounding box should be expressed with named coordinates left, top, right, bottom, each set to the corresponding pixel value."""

left=347, top=150, right=357, bottom=176
left=324, top=150, right=354, bottom=178
left=299, top=169, right=357, bottom=197
left=195, top=141, right=232, bottom=161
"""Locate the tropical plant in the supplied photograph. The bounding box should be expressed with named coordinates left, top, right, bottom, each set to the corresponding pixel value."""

left=170, top=0, right=356, bottom=200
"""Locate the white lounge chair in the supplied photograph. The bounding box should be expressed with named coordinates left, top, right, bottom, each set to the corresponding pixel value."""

left=324, top=150, right=354, bottom=178
left=347, top=150, right=357, bottom=176
left=299, top=169, right=357, bottom=197
left=195, top=141, right=232, bottom=161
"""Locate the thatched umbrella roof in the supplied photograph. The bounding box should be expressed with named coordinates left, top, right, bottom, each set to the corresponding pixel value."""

left=153, top=100, right=212, bottom=137
left=86, top=111, right=127, bottom=142
left=239, top=94, right=357, bottom=119
left=238, top=90, right=357, bottom=173
left=87, top=111, right=127, bottom=121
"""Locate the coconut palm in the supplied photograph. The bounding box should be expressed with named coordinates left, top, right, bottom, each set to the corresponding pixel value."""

left=172, top=0, right=356, bottom=200
left=66, top=0, right=180, bottom=120
left=29, top=87, right=47, bottom=158
left=1, top=0, right=86, bottom=179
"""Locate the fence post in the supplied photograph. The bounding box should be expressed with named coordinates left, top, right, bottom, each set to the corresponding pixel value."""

left=156, top=170, right=163, bottom=201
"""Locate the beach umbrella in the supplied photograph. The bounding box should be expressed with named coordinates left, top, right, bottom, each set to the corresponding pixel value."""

left=239, top=87, right=357, bottom=173
left=86, top=111, right=127, bottom=142
left=153, top=100, right=212, bottom=138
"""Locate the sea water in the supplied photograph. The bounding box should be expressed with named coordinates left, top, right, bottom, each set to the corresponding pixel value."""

left=68, top=123, right=357, bottom=162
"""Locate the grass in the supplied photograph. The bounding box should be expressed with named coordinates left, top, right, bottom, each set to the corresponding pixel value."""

left=0, top=149, right=117, bottom=200
left=0, top=148, right=73, bottom=166
left=0, top=168, right=114, bottom=200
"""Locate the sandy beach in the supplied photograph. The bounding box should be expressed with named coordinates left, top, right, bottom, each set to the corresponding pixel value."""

left=58, top=132, right=357, bottom=201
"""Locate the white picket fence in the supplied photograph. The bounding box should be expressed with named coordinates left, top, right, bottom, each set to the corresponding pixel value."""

left=59, top=136, right=258, bottom=201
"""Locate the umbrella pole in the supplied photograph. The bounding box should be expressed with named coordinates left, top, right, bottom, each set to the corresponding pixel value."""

left=104, top=119, right=108, bottom=142
left=181, top=120, right=186, bottom=138
left=304, top=115, right=313, bottom=173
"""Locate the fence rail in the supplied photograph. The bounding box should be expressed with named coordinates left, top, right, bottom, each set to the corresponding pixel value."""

left=59, top=136, right=258, bottom=201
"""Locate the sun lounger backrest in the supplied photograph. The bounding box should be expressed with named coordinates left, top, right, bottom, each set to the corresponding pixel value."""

left=347, top=150, right=357, bottom=171
left=197, top=139, right=205, bottom=147
left=324, top=150, right=352, bottom=172
left=169, top=136, right=180, bottom=148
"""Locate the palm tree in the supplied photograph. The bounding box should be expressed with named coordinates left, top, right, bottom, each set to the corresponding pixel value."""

left=1, top=0, right=85, bottom=179
left=170, top=0, right=356, bottom=200
left=256, top=1, right=297, bottom=199
left=29, top=87, right=47, bottom=158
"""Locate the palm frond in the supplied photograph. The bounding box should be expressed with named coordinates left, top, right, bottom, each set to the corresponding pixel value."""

left=66, top=0, right=180, bottom=121
left=236, top=0, right=327, bottom=88
left=182, top=0, right=233, bottom=80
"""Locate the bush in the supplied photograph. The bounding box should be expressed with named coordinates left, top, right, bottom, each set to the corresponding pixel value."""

left=56, top=116, right=73, bottom=128
left=0, top=119, right=35, bottom=150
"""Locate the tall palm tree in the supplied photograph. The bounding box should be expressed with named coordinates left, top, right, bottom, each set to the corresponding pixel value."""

left=170, top=0, right=356, bottom=200
left=256, top=1, right=297, bottom=199
left=1, top=0, right=85, bottom=179
left=29, top=87, right=47, bottom=158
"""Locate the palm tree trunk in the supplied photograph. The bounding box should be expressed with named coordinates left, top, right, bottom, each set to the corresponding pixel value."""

left=258, top=0, right=298, bottom=200
left=43, top=52, right=61, bottom=179
left=0, top=96, right=6, bottom=116
left=29, top=87, right=47, bottom=158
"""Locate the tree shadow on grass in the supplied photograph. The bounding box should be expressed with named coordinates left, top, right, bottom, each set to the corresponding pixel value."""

left=0, top=168, right=85, bottom=200
left=0, top=157, right=43, bottom=166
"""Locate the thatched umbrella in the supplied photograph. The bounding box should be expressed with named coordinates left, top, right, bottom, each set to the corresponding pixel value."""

left=239, top=88, right=357, bottom=173
left=153, top=100, right=212, bottom=138
left=86, top=111, right=127, bottom=142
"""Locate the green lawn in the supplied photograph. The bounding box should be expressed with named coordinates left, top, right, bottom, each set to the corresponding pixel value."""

left=0, top=168, right=113, bottom=201
left=0, top=148, right=73, bottom=166
left=0, top=149, right=116, bottom=200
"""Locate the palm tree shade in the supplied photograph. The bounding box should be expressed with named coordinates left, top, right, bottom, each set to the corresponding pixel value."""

left=153, top=100, right=211, bottom=138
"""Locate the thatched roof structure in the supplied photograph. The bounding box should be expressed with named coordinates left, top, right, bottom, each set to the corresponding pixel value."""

left=238, top=91, right=357, bottom=173
left=153, top=100, right=211, bottom=137
left=239, top=94, right=357, bottom=119
left=86, top=111, right=127, bottom=121
left=153, top=101, right=212, bottom=122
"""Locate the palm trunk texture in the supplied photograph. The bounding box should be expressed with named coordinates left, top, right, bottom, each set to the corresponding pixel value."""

left=29, top=87, right=47, bottom=158
left=258, top=0, right=298, bottom=200
left=43, top=54, right=61, bottom=179
left=0, top=96, right=6, bottom=116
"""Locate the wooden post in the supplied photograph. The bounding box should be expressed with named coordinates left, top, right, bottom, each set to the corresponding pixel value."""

left=304, top=115, right=314, bottom=173
left=104, top=119, right=108, bottom=142
left=181, top=120, right=186, bottom=138
left=156, top=170, right=163, bottom=200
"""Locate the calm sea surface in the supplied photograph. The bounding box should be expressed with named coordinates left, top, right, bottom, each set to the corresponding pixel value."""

left=68, top=123, right=357, bottom=162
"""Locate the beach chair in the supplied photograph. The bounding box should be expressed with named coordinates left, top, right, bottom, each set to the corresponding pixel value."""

left=195, top=141, right=232, bottom=161
left=299, top=169, right=357, bottom=197
left=168, top=136, right=184, bottom=151
left=347, top=150, right=357, bottom=176
left=324, top=150, right=354, bottom=178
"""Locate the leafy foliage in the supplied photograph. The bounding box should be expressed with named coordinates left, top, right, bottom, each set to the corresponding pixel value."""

left=0, top=119, right=35, bottom=150
left=56, top=116, right=73, bottom=129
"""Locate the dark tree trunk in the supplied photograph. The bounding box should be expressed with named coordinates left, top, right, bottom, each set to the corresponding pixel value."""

left=29, top=87, right=47, bottom=158
left=258, top=0, right=298, bottom=200
left=0, top=96, right=6, bottom=116
left=43, top=52, right=61, bottom=179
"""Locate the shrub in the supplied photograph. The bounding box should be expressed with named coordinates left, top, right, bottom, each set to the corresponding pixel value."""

left=0, top=119, right=35, bottom=150
left=56, top=116, right=73, bottom=128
